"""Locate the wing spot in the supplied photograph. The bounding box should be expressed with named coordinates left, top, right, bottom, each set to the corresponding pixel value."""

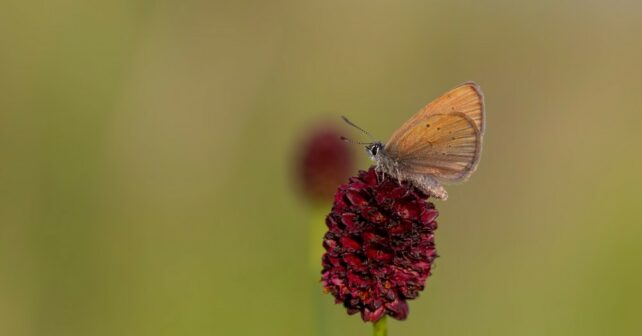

left=437, top=127, right=441, bottom=131
left=426, top=124, right=430, bottom=128
left=451, top=137, right=455, bottom=140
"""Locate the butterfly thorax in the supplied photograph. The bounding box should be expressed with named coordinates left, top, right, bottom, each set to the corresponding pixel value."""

left=366, top=141, right=402, bottom=179
left=367, top=142, right=448, bottom=200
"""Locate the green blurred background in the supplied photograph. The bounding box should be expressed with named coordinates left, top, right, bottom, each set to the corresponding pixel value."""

left=2, top=1, right=642, bottom=335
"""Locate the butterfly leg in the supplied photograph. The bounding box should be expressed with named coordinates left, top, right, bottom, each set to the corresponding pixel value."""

left=395, top=167, right=404, bottom=187
left=376, top=163, right=385, bottom=183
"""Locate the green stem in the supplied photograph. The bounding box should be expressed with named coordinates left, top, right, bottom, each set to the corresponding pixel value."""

left=373, top=316, right=387, bottom=336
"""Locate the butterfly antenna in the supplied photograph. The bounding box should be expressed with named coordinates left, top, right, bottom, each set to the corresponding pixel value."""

left=341, top=116, right=374, bottom=140
left=340, top=136, right=370, bottom=145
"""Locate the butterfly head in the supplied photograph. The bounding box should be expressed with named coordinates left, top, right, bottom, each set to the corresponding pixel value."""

left=365, top=142, right=384, bottom=160
left=339, top=116, right=384, bottom=161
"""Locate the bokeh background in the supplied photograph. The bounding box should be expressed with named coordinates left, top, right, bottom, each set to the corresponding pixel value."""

left=2, top=1, right=642, bottom=335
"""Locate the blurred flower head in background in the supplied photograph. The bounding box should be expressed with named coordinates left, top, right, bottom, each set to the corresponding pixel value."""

left=294, top=121, right=355, bottom=204
left=322, top=168, right=439, bottom=322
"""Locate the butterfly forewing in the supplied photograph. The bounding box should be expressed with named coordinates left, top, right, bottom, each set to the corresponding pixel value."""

left=387, top=82, right=484, bottom=145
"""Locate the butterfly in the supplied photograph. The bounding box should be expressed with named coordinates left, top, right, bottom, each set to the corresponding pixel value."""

left=342, top=82, right=484, bottom=200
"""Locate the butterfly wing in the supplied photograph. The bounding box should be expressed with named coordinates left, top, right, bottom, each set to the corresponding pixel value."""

left=388, top=82, right=484, bottom=143
left=384, top=82, right=484, bottom=182
left=384, top=112, right=481, bottom=181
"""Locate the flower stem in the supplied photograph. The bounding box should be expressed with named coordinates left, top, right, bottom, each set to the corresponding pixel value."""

left=373, top=316, right=387, bottom=336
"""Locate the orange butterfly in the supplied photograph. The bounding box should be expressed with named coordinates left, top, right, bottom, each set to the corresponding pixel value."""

left=342, top=82, right=484, bottom=200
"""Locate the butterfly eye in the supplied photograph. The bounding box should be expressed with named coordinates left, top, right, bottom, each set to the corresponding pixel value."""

left=370, top=146, right=379, bottom=156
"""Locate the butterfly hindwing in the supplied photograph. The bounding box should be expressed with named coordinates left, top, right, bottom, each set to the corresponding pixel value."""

left=385, top=112, right=482, bottom=182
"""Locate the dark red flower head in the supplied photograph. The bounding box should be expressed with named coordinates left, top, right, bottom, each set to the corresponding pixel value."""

left=295, top=123, right=354, bottom=203
left=321, top=167, right=439, bottom=322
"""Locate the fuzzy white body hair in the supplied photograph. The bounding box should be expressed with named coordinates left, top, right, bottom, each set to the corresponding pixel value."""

left=370, top=147, right=448, bottom=200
